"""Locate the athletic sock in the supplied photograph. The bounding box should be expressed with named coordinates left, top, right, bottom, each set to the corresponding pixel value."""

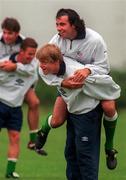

left=6, top=158, right=17, bottom=175
left=103, top=112, right=118, bottom=150
left=40, top=115, right=52, bottom=134
left=29, top=129, right=38, bottom=143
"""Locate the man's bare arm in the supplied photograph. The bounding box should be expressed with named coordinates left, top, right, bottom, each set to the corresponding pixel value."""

left=0, top=61, right=16, bottom=72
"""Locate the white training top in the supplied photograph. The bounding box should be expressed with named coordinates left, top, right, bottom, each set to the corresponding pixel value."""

left=39, top=57, right=120, bottom=114
left=49, top=28, right=110, bottom=76
left=0, top=33, right=39, bottom=107
left=0, top=57, right=39, bottom=107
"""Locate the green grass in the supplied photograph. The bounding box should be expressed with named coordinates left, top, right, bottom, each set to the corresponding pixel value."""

left=0, top=107, right=125, bottom=179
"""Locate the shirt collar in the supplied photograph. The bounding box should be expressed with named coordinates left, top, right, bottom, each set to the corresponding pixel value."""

left=9, top=52, right=18, bottom=63
left=0, top=35, right=23, bottom=44
left=58, top=29, right=85, bottom=40
left=57, top=60, right=66, bottom=76
left=75, top=30, right=85, bottom=39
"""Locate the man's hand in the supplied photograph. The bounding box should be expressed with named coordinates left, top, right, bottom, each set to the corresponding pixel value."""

left=72, top=68, right=91, bottom=82
left=61, top=68, right=91, bottom=89
left=61, top=76, right=83, bottom=89
left=0, top=61, right=17, bottom=72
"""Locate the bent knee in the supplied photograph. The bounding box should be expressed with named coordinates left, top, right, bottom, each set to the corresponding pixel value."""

left=25, top=89, right=40, bottom=108
left=26, top=97, right=40, bottom=108
left=101, top=100, right=116, bottom=116
left=9, top=131, right=20, bottom=143
left=51, top=117, right=65, bottom=128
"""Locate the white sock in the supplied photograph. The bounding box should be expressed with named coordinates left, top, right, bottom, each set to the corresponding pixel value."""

left=104, top=111, right=118, bottom=121
left=48, top=115, right=52, bottom=128
left=29, top=129, right=38, bottom=133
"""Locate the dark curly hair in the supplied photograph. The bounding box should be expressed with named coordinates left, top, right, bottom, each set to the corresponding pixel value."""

left=56, top=8, right=86, bottom=38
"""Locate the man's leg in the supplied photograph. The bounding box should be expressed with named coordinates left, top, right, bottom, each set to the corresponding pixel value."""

left=25, top=88, right=47, bottom=155
left=51, top=96, right=67, bottom=128
left=35, top=96, right=67, bottom=150
left=65, top=113, right=82, bottom=180
left=102, top=100, right=118, bottom=169
left=6, top=130, right=20, bottom=178
left=69, top=105, right=103, bottom=180
left=25, top=88, right=40, bottom=149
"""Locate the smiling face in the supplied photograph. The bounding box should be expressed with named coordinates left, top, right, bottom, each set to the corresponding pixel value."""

left=56, top=15, right=77, bottom=40
left=36, top=44, right=63, bottom=75
left=39, top=60, right=60, bottom=75
left=18, top=47, right=36, bottom=64
left=2, top=28, right=19, bottom=44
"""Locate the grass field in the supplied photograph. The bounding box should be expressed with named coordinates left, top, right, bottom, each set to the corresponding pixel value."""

left=0, top=106, right=125, bottom=180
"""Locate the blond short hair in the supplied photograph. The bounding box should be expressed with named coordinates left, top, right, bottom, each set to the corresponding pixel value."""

left=36, top=44, right=63, bottom=63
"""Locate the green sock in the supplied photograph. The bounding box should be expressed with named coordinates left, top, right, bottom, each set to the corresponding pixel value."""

left=103, top=117, right=117, bottom=150
left=41, top=115, right=51, bottom=134
left=30, top=131, right=37, bottom=143
left=6, top=159, right=17, bottom=175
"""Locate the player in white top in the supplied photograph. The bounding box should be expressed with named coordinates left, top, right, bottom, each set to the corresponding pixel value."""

left=35, top=44, right=120, bottom=180
left=0, top=38, right=39, bottom=178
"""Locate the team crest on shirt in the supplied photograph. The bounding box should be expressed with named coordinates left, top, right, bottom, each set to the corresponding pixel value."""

left=76, top=51, right=83, bottom=58
left=15, top=79, right=24, bottom=86
left=58, top=87, right=67, bottom=97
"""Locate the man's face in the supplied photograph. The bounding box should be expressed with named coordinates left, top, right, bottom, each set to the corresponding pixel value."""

left=56, top=15, right=77, bottom=39
left=20, top=47, right=36, bottom=64
left=2, top=29, right=19, bottom=44
left=40, top=60, right=59, bottom=75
